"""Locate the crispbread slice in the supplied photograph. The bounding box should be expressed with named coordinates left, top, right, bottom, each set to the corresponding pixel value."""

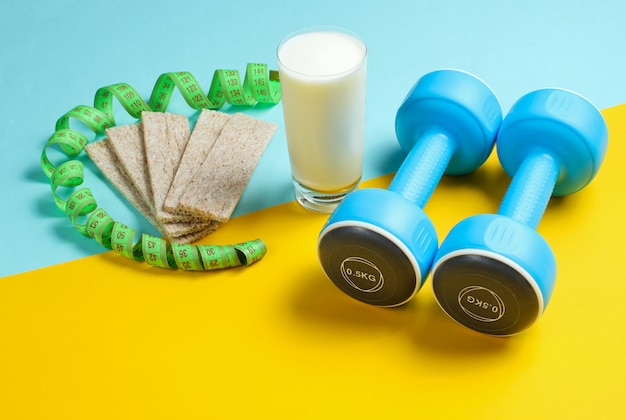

left=142, top=111, right=195, bottom=224
left=169, top=221, right=221, bottom=244
left=177, top=113, right=278, bottom=222
left=85, top=138, right=160, bottom=231
left=105, top=123, right=155, bottom=213
left=162, top=219, right=216, bottom=238
left=164, top=109, right=232, bottom=212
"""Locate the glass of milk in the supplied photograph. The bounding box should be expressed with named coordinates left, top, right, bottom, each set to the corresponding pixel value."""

left=277, top=27, right=367, bottom=212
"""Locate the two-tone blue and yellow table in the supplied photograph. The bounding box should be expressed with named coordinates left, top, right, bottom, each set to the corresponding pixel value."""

left=2, top=1, right=626, bottom=418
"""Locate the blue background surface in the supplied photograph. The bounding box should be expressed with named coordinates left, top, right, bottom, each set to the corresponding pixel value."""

left=2, top=0, right=625, bottom=277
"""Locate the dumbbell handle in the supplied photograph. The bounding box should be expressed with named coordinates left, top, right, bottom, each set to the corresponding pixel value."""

left=388, top=130, right=454, bottom=208
left=497, top=151, right=559, bottom=230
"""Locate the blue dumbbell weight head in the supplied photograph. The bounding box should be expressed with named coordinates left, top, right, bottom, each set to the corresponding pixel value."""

left=317, top=69, right=502, bottom=307
left=431, top=89, right=608, bottom=335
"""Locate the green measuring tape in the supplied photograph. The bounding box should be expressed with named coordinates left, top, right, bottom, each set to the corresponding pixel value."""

left=41, top=63, right=281, bottom=271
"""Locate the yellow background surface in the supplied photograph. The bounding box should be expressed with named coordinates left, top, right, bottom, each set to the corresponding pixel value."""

left=1, top=105, right=625, bottom=419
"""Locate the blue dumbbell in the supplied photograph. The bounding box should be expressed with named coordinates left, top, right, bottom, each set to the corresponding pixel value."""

left=317, top=69, right=502, bottom=307
left=431, top=89, right=608, bottom=335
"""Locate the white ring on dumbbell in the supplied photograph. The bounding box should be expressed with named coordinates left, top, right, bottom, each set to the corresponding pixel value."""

left=432, top=248, right=545, bottom=334
left=319, top=220, right=423, bottom=307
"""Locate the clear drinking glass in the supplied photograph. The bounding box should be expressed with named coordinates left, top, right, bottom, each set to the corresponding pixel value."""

left=277, top=27, right=367, bottom=212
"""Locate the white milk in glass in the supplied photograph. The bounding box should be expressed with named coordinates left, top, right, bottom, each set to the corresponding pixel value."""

left=278, top=29, right=367, bottom=210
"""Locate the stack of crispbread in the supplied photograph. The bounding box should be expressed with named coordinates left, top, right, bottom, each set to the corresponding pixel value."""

left=85, top=109, right=278, bottom=243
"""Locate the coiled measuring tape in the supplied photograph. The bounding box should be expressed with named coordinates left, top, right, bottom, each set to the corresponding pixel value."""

left=41, top=63, right=281, bottom=271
